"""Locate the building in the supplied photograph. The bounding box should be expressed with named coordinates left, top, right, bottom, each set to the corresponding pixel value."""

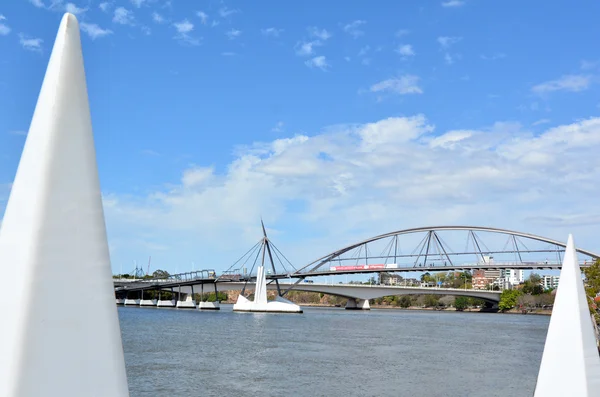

left=500, top=269, right=524, bottom=289
left=540, top=275, right=560, bottom=290
left=473, top=269, right=501, bottom=290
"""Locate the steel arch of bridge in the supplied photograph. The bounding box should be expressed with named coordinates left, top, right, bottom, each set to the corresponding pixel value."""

left=294, top=226, right=600, bottom=275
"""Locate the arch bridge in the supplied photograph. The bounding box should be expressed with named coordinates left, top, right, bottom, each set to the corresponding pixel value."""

left=291, top=226, right=599, bottom=278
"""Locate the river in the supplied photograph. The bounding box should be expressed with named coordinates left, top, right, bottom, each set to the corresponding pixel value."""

left=119, top=305, right=549, bottom=396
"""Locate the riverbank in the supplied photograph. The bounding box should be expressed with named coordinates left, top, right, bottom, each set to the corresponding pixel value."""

left=299, top=302, right=552, bottom=315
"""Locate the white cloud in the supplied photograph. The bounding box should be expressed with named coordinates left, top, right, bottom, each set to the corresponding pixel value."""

left=438, top=36, right=461, bottom=49
left=395, top=29, right=409, bottom=37
left=272, top=121, right=284, bottom=132
left=152, top=12, right=165, bottom=23
left=113, top=7, right=134, bottom=25
left=295, top=40, right=321, bottom=56
left=343, top=20, right=366, bottom=38
left=173, top=20, right=193, bottom=34
left=173, top=20, right=200, bottom=46
left=219, top=7, right=239, bottom=18
left=96, top=115, right=600, bottom=272
left=80, top=23, right=112, bottom=39
left=429, top=130, right=473, bottom=149
left=370, top=75, right=423, bottom=95
left=0, top=19, right=9, bottom=36
left=29, top=0, right=45, bottom=8
left=261, top=27, right=283, bottom=37
left=98, top=2, right=110, bottom=12
left=305, top=56, right=329, bottom=71
left=226, top=29, right=241, bottom=39
left=307, top=26, right=331, bottom=41
left=396, top=44, right=415, bottom=58
left=196, top=11, right=208, bottom=25
left=221, top=51, right=235, bottom=56
left=532, top=75, right=591, bottom=94
left=438, top=36, right=462, bottom=65
left=532, top=119, right=551, bottom=126
left=442, top=0, right=465, bottom=7
left=130, top=0, right=145, bottom=8
left=18, top=34, right=43, bottom=52
left=64, top=3, right=87, bottom=15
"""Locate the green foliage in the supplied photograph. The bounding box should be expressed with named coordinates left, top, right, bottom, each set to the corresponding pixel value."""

left=423, top=295, right=440, bottom=307
left=420, top=272, right=432, bottom=282
left=522, top=273, right=544, bottom=295
left=583, top=258, right=600, bottom=324
left=152, top=269, right=170, bottom=278
left=399, top=295, right=412, bottom=308
left=454, top=296, right=469, bottom=311
left=498, top=289, right=523, bottom=312
left=193, top=292, right=227, bottom=302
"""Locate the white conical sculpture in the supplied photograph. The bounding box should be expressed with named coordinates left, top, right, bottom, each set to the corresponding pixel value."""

left=534, top=234, right=600, bottom=396
left=0, top=13, right=129, bottom=397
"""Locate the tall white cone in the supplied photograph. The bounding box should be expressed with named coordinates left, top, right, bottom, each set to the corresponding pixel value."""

left=0, top=13, right=129, bottom=396
left=534, top=234, right=600, bottom=396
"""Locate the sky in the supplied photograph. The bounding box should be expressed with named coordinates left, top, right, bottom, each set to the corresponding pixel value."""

left=0, top=0, right=599, bottom=277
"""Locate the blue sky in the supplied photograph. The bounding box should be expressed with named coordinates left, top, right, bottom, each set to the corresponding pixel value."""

left=1, top=0, right=599, bottom=276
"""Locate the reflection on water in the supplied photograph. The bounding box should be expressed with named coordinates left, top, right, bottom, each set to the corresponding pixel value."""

left=119, top=305, right=549, bottom=397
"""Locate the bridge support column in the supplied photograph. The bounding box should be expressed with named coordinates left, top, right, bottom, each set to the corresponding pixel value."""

left=198, top=301, right=220, bottom=310
left=176, top=293, right=197, bottom=309
left=345, top=298, right=370, bottom=310
left=157, top=289, right=176, bottom=307
left=124, top=291, right=140, bottom=306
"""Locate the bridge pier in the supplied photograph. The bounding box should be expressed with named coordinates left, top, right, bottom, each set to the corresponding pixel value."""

left=124, top=291, right=140, bottom=306
left=139, top=289, right=157, bottom=307
left=345, top=298, right=371, bottom=310
left=197, top=282, right=221, bottom=310
left=176, top=293, right=196, bottom=309
left=157, top=288, right=176, bottom=307
left=198, top=301, right=220, bottom=310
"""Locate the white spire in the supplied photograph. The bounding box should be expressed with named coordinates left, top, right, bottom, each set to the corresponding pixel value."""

left=534, top=234, right=600, bottom=396
left=254, top=265, right=268, bottom=304
left=0, top=13, right=129, bottom=396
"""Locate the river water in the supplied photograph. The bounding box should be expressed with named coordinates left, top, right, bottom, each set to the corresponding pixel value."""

left=119, top=305, right=549, bottom=397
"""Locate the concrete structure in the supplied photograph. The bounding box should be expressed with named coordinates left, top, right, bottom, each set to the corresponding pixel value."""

left=157, top=300, right=176, bottom=308
left=198, top=301, right=221, bottom=310
left=0, top=14, right=129, bottom=397
left=176, top=294, right=197, bottom=309
left=534, top=235, right=600, bottom=396
left=233, top=266, right=302, bottom=313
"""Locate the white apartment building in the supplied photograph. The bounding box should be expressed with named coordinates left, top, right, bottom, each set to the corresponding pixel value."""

left=540, top=275, right=560, bottom=290
left=499, top=269, right=524, bottom=289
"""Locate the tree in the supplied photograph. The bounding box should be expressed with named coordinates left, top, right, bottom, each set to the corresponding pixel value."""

left=152, top=269, right=170, bottom=279
left=420, top=272, right=432, bottom=282
left=522, top=273, right=544, bottom=295
left=454, top=296, right=469, bottom=311
left=498, top=289, right=523, bottom=312
left=424, top=294, right=440, bottom=307
left=399, top=295, right=412, bottom=308
left=583, top=258, right=600, bottom=324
